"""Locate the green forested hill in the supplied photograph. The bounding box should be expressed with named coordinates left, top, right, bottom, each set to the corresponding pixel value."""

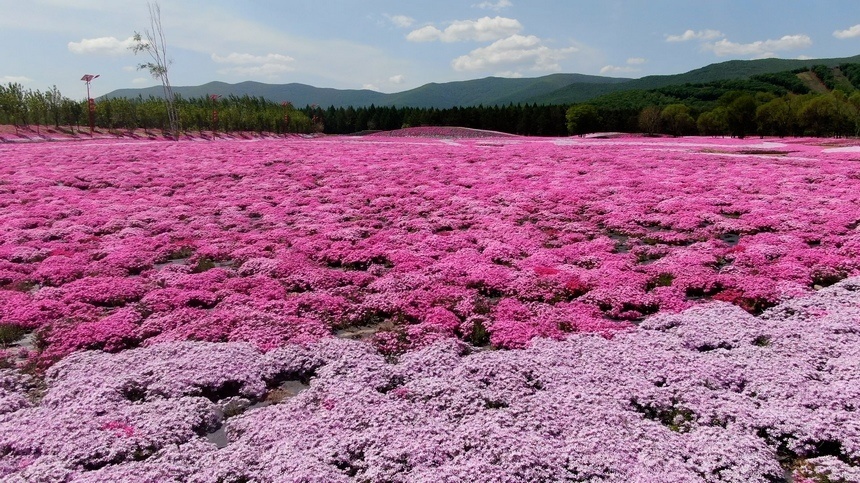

left=528, top=54, right=860, bottom=105
left=103, top=54, right=860, bottom=109
left=105, top=74, right=629, bottom=109
left=564, top=61, right=860, bottom=137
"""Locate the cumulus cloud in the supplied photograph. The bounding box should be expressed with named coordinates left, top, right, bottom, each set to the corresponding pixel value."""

left=600, top=58, right=646, bottom=75
left=68, top=36, right=135, bottom=55
left=451, top=34, right=577, bottom=73
left=407, top=16, right=522, bottom=42
left=475, top=0, right=513, bottom=10
left=211, top=53, right=294, bottom=65
left=389, top=74, right=406, bottom=84
left=211, top=52, right=295, bottom=77
left=665, top=29, right=723, bottom=42
left=600, top=65, right=636, bottom=74
left=384, top=14, right=414, bottom=28
left=704, top=34, right=812, bottom=57
left=834, top=24, right=860, bottom=39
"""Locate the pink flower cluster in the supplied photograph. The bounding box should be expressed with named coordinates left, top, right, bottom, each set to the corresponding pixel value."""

left=0, top=136, right=859, bottom=364
left=0, top=278, right=858, bottom=481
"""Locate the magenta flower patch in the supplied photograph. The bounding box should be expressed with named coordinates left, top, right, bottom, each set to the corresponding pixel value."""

left=0, top=136, right=858, bottom=358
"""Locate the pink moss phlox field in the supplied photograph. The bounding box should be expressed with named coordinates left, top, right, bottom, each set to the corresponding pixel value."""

left=1, top=137, right=860, bottom=362
left=0, top=279, right=858, bottom=481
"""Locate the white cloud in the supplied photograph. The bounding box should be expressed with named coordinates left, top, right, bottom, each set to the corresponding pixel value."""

left=599, top=57, right=646, bottom=75
left=211, top=53, right=294, bottom=65
left=451, top=34, right=577, bottom=73
left=665, top=29, right=723, bottom=42
left=211, top=52, right=296, bottom=78
left=389, top=74, right=406, bottom=84
left=406, top=26, right=443, bottom=42
left=131, top=77, right=150, bottom=85
left=407, top=16, right=522, bottom=42
left=220, top=64, right=294, bottom=77
left=475, top=0, right=513, bottom=10
left=0, top=75, right=32, bottom=84
left=704, top=34, right=812, bottom=57
left=600, top=65, right=637, bottom=74
left=834, top=24, right=860, bottom=39
left=384, top=14, right=414, bottom=28
left=362, top=83, right=379, bottom=91
left=68, top=36, right=135, bottom=55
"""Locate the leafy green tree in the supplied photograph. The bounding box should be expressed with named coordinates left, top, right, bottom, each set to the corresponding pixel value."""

left=755, top=97, right=792, bottom=137
left=46, top=86, right=63, bottom=128
left=800, top=94, right=838, bottom=136
left=25, top=89, right=49, bottom=134
left=111, top=97, right=139, bottom=133
left=850, top=91, right=860, bottom=136
left=723, top=93, right=758, bottom=138
left=638, top=106, right=662, bottom=136
left=799, top=91, right=856, bottom=136
left=60, top=99, right=83, bottom=132
left=1, top=83, right=27, bottom=134
left=95, top=98, right=113, bottom=131
left=138, top=97, right=163, bottom=134
left=831, top=90, right=858, bottom=136
left=660, top=104, right=695, bottom=136
left=697, top=107, right=729, bottom=136
left=565, top=104, right=601, bottom=136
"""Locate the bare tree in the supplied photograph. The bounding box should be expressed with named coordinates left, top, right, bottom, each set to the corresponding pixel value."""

left=131, top=1, right=179, bottom=138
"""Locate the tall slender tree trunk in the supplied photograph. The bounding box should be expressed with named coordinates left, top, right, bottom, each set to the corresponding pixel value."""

left=132, top=1, right=179, bottom=139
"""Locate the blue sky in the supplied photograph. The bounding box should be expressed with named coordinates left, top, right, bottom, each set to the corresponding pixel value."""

left=2, top=0, right=860, bottom=100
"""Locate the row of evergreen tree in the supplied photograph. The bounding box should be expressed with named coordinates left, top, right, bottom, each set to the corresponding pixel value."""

left=307, top=104, right=569, bottom=136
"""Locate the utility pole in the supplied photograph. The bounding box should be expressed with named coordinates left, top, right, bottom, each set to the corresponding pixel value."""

left=81, top=74, right=99, bottom=135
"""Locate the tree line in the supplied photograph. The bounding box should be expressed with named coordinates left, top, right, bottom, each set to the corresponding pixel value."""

left=567, top=64, right=860, bottom=138
left=308, top=103, right=569, bottom=136
left=567, top=89, right=860, bottom=138
left=0, top=83, right=314, bottom=135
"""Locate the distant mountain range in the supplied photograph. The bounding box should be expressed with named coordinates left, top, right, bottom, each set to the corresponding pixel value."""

left=104, top=54, right=860, bottom=109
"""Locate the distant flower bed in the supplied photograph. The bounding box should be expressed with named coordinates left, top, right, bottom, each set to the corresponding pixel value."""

left=0, top=135, right=859, bottom=480
left=1, top=136, right=857, bottom=362
left=370, top=126, right=517, bottom=138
